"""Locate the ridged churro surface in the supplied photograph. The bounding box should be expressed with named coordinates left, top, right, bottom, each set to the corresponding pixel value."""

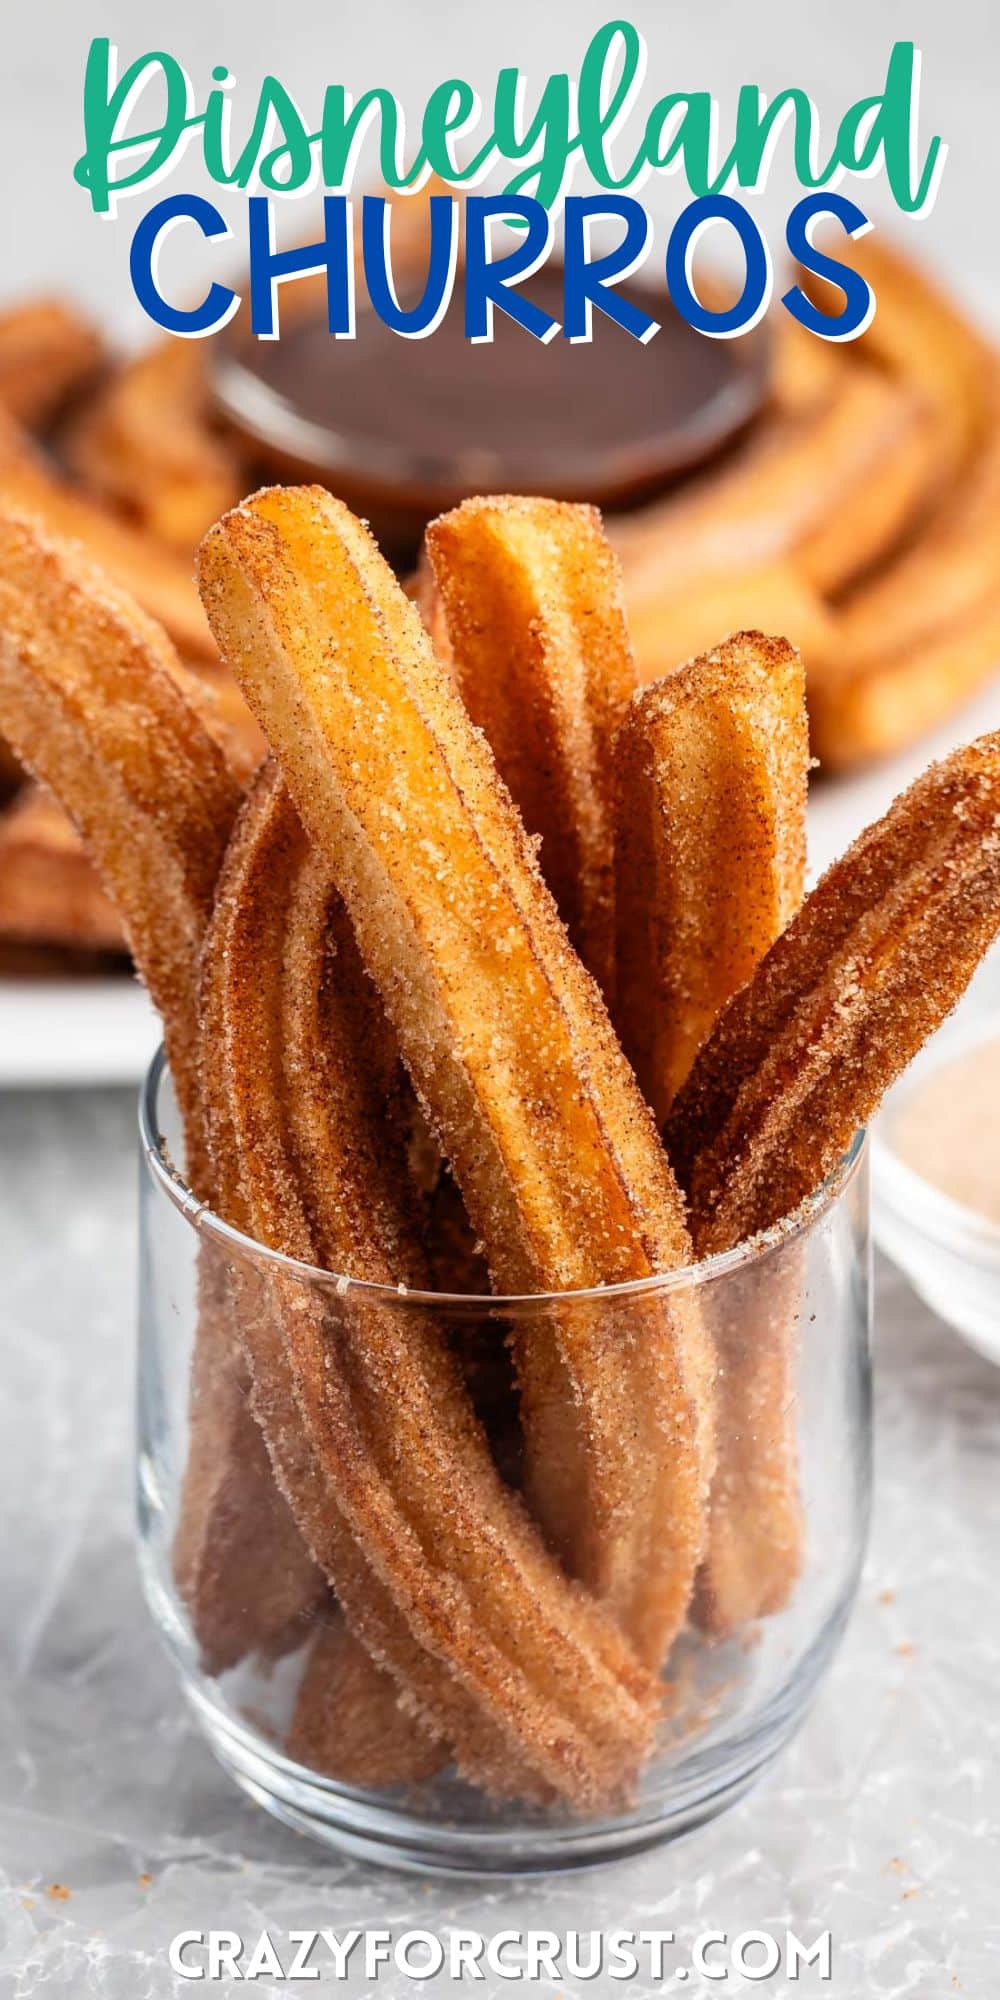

left=614, top=632, right=807, bottom=1123
left=813, top=381, right=1000, bottom=768
left=426, top=496, right=634, bottom=993
left=669, top=735, right=1000, bottom=1254
left=0, top=509, right=238, bottom=1180
left=615, top=632, right=809, bottom=1635
left=198, top=485, right=716, bottom=1672
left=198, top=759, right=660, bottom=1806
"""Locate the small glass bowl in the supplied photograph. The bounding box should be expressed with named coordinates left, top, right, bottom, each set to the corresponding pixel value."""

left=137, top=1051, right=871, bottom=1876
left=874, top=1012, right=1000, bottom=1366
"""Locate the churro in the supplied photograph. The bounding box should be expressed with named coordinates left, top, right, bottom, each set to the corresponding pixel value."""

left=170, top=1290, right=325, bottom=1679
left=613, top=358, right=937, bottom=605
left=796, top=240, right=999, bottom=765
left=615, top=634, right=808, bottom=1636
left=0, top=681, right=259, bottom=966
left=803, top=235, right=994, bottom=476
left=625, top=560, right=837, bottom=689
left=812, top=385, right=1000, bottom=768
left=199, top=759, right=659, bottom=1805
left=668, top=735, right=1000, bottom=1254
left=839, top=390, right=1000, bottom=661
left=0, top=784, right=124, bottom=952
left=0, top=509, right=238, bottom=1178
left=64, top=339, right=244, bottom=553
left=0, top=412, right=216, bottom=659
left=813, top=598, right=1000, bottom=772
left=198, top=485, right=716, bottom=1672
left=768, top=310, right=843, bottom=419
left=288, top=1614, right=444, bottom=1785
left=793, top=377, right=939, bottom=595
left=425, top=496, right=635, bottom=992
left=686, top=1233, right=806, bottom=1638
left=183, top=660, right=267, bottom=785
left=0, top=298, right=103, bottom=430
left=614, top=633, right=808, bottom=1124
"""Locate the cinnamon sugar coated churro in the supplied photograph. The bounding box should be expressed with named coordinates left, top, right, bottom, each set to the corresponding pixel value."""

left=5, top=437, right=1000, bottom=1813
left=692, top=1269, right=806, bottom=1637
left=198, top=485, right=716, bottom=1673
left=803, top=235, right=994, bottom=477
left=4, top=218, right=1000, bottom=1830
left=800, top=240, right=1000, bottom=769
left=614, top=633, right=809, bottom=1637
left=197, top=758, right=659, bottom=1804
left=288, top=1615, right=444, bottom=1786
left=0, top=509, right=239, bottom=1178
left=624, top=559, right=837, bottom=690
left=668, top=736, right=1000, bottom=1255
left=613, top=360, right=937, bottom=606
left=811, top=382, right=1000, bottom=768
left=170, top=1293, right=325, bottom=1679
left=613, top=633, right=808, bottom=1123
left=425, top=495, right=635, bottom=993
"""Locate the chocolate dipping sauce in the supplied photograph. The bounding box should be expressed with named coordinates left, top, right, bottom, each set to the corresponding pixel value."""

left=213, top=266, right=768, bottom=557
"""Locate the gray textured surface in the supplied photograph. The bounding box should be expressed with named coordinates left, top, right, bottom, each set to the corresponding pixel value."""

left=0, top=1086, right=998, bottom=1996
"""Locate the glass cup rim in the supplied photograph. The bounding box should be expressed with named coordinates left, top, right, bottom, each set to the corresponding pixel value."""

left=139, top=1044, right=868, bottom=1312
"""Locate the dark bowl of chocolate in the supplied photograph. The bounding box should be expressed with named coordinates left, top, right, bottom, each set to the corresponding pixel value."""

left=212, top=266, right=769, bottom=560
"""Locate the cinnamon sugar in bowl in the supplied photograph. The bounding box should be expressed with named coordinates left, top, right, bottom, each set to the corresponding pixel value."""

left=875, top=1008, right=1000, bottom=1365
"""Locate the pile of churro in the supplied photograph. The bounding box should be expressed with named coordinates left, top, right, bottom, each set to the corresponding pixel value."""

left=1, top=477, right=1000, bottom=1808
left=0, top=233, right=997, bottom=977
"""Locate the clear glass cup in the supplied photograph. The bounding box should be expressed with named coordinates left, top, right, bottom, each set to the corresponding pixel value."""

left=137, top=1049, right=871, bottom=1876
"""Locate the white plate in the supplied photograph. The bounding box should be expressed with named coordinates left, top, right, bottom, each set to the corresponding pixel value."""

left=3, top=676, right=1000, bottom=1089
left=0, top=974, right=159, bottom=1088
